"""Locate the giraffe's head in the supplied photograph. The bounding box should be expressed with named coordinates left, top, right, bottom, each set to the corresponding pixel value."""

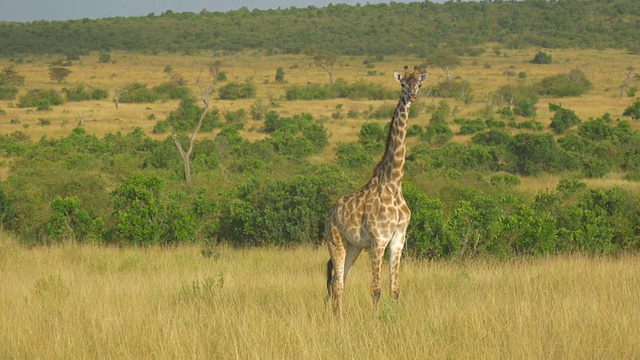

left=393, top=66, right=428, bottom=103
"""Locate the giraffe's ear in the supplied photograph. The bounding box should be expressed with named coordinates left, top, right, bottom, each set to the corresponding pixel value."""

left=393, top=72, right=403, bottom=83
left=419, top=73, right=428, bottom=82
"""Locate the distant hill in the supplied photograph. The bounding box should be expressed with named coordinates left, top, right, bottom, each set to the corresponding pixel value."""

left=1, top=0, right=639, bottom=56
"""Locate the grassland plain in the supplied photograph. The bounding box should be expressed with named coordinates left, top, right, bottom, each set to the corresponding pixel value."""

left=1, top=47, right=638, bottom=141
left=1, top=233, right=640, bottom=359
left=1, top=47, right=639, bottom=192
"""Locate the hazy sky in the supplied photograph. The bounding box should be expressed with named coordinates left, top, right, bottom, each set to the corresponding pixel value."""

left=0, top=0, right=443, bottom=22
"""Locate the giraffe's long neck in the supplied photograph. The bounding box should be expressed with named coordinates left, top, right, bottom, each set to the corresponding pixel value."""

left=372, top=95, right=411, bottom=192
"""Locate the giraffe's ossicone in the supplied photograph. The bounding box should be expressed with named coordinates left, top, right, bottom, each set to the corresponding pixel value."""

left=325, top=66, right=428, bottom=318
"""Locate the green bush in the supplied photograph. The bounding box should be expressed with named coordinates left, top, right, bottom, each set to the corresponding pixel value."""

left=224, top=109, right=247, bottom=125
left=422, top=123, right=453, bottom=147
left=47, top=196, right=104, bottom=243
left=536, top=69, right=592, bottom=97
left=489, top=173, right=520, bottom=187
left=472, top=129, right=513, bottom=146
left=98, top=53, right=112, bottom=63
left=285, top=79, right=396, bottom=100
left=336, top=142, right=372, bottom=168
left=166, top=97, right=220, bottom=132
left=63, top=84, right=109, bottom=101
left=217, top=175, right=335, bottom=246
left=0, top=181, right=16, bottom=228
left=119, top=83, right=160, bottom=103
left=110, top=175, right=199, bottom=246
left=530, top=51, right=552, bottom=64
left=153, top=82, right=191, bottom=100
left=153, top=121, right=171, bottom=134
left=623, top=98, right=640, bottom=120
left=262, top=112, right=328, bottom=156
left=0, top=85, right=18, bottom=100
left=508, top=133, right=576, bottom=175
left=493, top=84, right=539, bottom=118
left=404, top=183, right=448, bottom=258
left=359, top=122, right=386, bottom=152
left=501, top=204, right=556, bottom=255
left=549, top=103, right=581, bottom=134
left=17, top=89, right=64, bottom=108
left=455, top=118, right=486, bottom=135
left=218, top=81, right=256, bottom=100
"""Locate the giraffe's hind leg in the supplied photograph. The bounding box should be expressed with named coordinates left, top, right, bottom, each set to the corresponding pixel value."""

left=343, top=243, right=362, bottom=283
left=327, top=225, right=346, bottom=318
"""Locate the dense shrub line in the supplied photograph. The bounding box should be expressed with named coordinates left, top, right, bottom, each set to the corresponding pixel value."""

left=2, top=101, right=640, bottom=257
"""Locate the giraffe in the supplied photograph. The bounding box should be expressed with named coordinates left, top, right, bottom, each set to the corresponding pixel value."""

left=325, top=66, right=428, bottom=317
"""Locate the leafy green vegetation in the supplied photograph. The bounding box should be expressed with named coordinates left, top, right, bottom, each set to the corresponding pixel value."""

left=1, top=1, right=638, bottom=56
left=2, top=100, right=639, bottom=257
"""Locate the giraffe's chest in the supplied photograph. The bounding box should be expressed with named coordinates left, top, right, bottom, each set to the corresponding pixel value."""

left=335, top=188, right=410, bottom=247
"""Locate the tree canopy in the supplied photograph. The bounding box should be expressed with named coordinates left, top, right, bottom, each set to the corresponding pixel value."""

left=0, top=0, right=639, bottom=56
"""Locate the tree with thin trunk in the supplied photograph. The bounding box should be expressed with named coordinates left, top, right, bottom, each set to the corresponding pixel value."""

left=422, top=49, right=461, bottom=83
left=172, top=74, right=214, bottom=184
left=304, top=46, right=340, bottom=84
left=49, top=66, right=72, bottom=83
left=618, top=66, right=635, bottom=98
left=113, top=86, right=123, bottom=109
left=208, top=60, right=222, bottom=80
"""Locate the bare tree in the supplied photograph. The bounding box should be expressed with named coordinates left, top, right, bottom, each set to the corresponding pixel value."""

left=172, top=74, right=214, bottom=184
left=113, top=86, right=123, bottom=110
left=618, top=66, right=636, bottom=98
left=304, top=46, right=340, bottom=84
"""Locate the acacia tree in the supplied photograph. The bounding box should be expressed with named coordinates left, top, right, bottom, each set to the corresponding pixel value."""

left=49, top=66, right=72, bottom=83
left=423, top=50, right=461, bottom=83
left=0, top=65, right=25, bottom=85
left=304, top=46, right=340, bottom=84
left=172, top=74, right=214, bottom=184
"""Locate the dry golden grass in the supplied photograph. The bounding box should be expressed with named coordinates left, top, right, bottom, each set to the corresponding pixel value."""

left=2, top=232, right=640, bottom=359
left=2, top=47, right=637, bottom=139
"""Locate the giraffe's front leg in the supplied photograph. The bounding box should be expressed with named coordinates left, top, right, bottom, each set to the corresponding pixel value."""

left=370, top=242, right=386, bottom=312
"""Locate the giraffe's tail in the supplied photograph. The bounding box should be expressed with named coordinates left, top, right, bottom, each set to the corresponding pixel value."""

left=324, top=259, right=333, bottom=305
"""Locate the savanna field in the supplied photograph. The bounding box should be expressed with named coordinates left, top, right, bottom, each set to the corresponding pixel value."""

left=2, top=45, right=640, bottom=358
left=2, top=233, right=640, bottom=358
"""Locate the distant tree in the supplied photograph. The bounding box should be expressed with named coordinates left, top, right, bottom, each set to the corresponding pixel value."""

left=48, top=66, right=72, bottom=83
left=423, top=50, right=461, bottom=82
left=275, top=67, right=286, bottom=83
left=536, top=69, right=592, bottom=97
left=304, top=46, right=340, bottom=84
left=530, top=51, right=552, bottom=64
left=0, top=65, right=25, bottom=85
left=113, top=86, right=123, bottom=109
left=98, top=53, right=112, bottom=63
left=618, top=66, right=635, bottom=98
left=171, top=75, right=215, bottom=184
left=208, top=60, right=222, bottom=79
